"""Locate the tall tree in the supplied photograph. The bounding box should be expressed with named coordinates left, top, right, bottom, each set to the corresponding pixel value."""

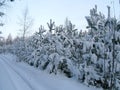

left=6, top=33, right=12, bottom=45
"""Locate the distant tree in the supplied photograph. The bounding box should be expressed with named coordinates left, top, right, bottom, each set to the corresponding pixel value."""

left=6, top=33, right=12, bottom=45
left=0, top=37, right=5, bottom=46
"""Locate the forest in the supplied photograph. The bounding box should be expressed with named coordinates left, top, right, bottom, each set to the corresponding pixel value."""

left=0, top=0, right=120, bottom=90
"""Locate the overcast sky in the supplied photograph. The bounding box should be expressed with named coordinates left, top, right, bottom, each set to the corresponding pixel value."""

left=1, top=0, right=120, bottom=38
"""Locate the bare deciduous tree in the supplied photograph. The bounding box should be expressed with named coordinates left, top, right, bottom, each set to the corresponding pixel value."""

left=18, top=8, right=33, bottom=41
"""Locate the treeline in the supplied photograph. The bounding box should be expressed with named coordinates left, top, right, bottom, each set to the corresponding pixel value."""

left=1, top=5, right=120, bottom=89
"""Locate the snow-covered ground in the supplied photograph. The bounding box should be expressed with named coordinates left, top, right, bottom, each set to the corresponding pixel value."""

left=0, top=54, right=102, bottom=90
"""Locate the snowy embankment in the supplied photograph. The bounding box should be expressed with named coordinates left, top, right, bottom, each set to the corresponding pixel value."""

left=0, top=54, right=102, bottom=90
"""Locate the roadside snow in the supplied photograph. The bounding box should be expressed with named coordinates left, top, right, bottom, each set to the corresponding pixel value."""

left=0, top=54, right=102, bottom=90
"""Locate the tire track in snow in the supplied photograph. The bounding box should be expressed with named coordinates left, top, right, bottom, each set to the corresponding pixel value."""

left=0, top=54, right=102, bottom=90
left=0, top=58, right=17, bottom=90
left=1, top=55, right=52, bottom=90
left=0, top=56, right=34, bottom=90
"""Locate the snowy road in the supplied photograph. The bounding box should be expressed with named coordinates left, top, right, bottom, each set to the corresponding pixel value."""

left=0, top=54, right=101, bottom=90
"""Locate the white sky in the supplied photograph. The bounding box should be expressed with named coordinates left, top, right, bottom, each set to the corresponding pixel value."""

left=1, top=0, right=120, bottom=38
